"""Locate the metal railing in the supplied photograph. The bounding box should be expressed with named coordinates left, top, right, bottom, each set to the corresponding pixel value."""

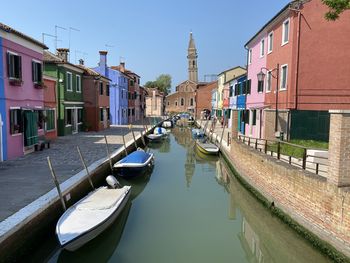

left=237, top=135, right=328, bottom=176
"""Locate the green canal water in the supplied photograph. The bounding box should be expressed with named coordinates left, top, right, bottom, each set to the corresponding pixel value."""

left=43, top=127, right=331, bottom=263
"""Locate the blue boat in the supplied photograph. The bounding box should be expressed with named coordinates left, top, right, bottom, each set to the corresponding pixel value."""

left=192, top=128, right=205, bottom=139
left=113, top=149, right=154, bottom=178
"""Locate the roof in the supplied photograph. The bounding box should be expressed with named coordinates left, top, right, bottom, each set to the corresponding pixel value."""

left=0, top=22, right=48, bottom=49
left=223, top=73, right=247, bottom=85
left=76, top=65, right=110, bottom=81
left=188, top=32, right=196, bottom=50
left=43, top=50, right=84, bottom=73
left=145, top=87, right=164, bottom=97
left=218, top=66, right=246, bottom=76
left=244, top=1, right=303, bottom=47
left=110, top=66, right=140, bottom=78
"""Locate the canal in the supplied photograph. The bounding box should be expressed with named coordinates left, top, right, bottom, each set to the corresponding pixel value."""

left=35, top=126, right=331, bottom=263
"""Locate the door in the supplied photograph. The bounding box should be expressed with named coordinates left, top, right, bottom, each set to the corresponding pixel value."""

left=24, top=110, right=38, bottom=146
left=103, top=108, right=107, bottom=128
left=72, top=109, right=78, bottom=134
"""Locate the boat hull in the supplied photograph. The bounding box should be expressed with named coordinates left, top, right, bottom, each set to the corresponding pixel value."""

left=58, top=187, right=131, bottom=251
left=113, top=151, right=154, bottom=178
left=196, top=141, right=219, bottom=155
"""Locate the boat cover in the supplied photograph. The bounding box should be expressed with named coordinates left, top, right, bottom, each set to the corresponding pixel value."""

left=118, top=150, right=151, bottom=165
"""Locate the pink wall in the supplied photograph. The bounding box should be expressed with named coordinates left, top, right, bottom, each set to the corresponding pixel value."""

left=3, top=38, right=44, bottom=159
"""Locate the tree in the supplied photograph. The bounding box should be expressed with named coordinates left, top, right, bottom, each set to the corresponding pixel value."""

left=144, top=74, right=172, bottom=95
left=322, top=0, right=350, bottom=20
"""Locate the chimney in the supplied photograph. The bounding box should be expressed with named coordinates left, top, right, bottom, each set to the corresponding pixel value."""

left=99, top=50, right=108, bottom=69
left=119, top=62, right=125, bottom=73
left=56, top=48, right=69, bottom=62
left=79, top=59, right=84, bottom=65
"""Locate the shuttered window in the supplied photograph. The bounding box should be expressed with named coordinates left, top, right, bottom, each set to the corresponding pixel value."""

left=7, top=52, right=22, bottom=80
left=32, top=61, right=42, bottom=83
left=258, top=80, right=264, bottom=93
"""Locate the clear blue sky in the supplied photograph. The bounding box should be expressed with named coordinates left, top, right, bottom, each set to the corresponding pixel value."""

left=1, top=0, right=290, bottom=92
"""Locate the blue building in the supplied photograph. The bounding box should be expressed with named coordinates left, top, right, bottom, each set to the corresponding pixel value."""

left=232, top=75, right=248, bottom=134
left=93, top=51, right=128, bottom=125
left=0, top=36, right=8, bottom=161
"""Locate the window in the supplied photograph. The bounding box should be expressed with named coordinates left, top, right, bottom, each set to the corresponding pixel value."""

left=266, top=71, right=272, bottom=92
left=128, top=109, right=131, bottom=116
left=234, top=83, right=239, bottom=96
left=45, top=109, right=55, bottom=131
left=246, top=80, right=251, bottom=95
left=106, top=84, right=110, bottom=96
left=100, top=108, right=104, bottom=121
left=252, top=109, right=257, bottom=125
left=181, top=98, right=184, bottom=106
left=99, top=82, right=103, bottom=95
left=10, top=109, right=22, bottom=134
left=268, top=32, right=273, bottom=53
left=32, top=61, right=42, bottom=83
left=76, top=75, right=81, bottom=93
left=132, top=109, right=135, bottom=116
left=280, top=65, right=288, bottom=90
left=241, top=82, right=246, bottom=95
left=7, top=52, right=22, bottom=80
left=107, top=107, right=110, bottom=120
left=66, top=72, right=72, bottom=91
left=130, top=80, right=134, bottom=86
left=167, top=101, right=170, bottom=106
left=248, top=49, right=252, bottom=64
left=260, top=39, right=265, bottom=57
left=175, top=101, right=178, bottom=106
left=257, top=80, right=264, bottom=93
left=282, top=19, right=290, bottom=45
left=37, top=110, right=44, bottom=129
left=65, top=109, right=72, bottom=125
left=190, top=98, right=194, bottom=106
left=229, top=85, right=233, bottom=97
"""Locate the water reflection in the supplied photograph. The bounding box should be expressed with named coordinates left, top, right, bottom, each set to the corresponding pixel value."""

left=217, top=159, right=331, bottom=263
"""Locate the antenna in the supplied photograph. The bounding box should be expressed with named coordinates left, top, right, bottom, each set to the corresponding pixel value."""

left=54, top=25, right=67, bottom=50
left=74, top=50, right=88, bottom=64
left=69, top=27, right=80, bottom=62
left=42, top=32, right=55, bottom=47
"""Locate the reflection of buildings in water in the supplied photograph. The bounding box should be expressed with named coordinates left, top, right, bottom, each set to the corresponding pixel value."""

left=239, top=218, right=265, bottom=263
left=158, top=136, right=171, bottom=153
left=172, top=127, right=192, bottom=147
left=215, top=159, right=230, bottom=193
left=185, top=140, right=196, bottom=187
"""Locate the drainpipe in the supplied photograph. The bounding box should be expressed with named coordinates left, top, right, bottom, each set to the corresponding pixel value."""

left=294, top=10, right=301, bottom=110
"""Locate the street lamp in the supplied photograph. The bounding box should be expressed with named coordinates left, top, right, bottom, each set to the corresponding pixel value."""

left=257, top=63, right=279, bottom=132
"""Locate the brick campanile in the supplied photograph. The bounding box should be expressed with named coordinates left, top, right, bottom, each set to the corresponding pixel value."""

left=187, top=32, right=198, bottom=83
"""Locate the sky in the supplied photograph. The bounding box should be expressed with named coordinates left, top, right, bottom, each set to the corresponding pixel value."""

left=1, top=0, right=290, bottom=92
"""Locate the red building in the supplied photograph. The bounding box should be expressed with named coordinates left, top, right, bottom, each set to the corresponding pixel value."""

left=195, top=81, right=217, bottom=119
left=78, top=60, right=110, bottom=132
left=252, top=0, right=350, bottom=140
left=43, top=75, right=57, bottom=139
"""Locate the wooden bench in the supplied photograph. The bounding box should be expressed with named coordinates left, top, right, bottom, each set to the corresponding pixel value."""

left=35, top=136, right=51, bottom=151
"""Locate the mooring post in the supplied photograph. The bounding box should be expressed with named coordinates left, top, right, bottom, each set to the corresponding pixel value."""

left=129, top=125, right=138, bottom=149
left=122, top=134, right=128, bottom=156
left=77, top=146, right=94, bottom=190
left=47, top=156, right=66, bottom=211
left=219, top=114, right=226, bottom=148
left=140, top=131, right=146, bottom=147
left=104, top=135, right=113, bottom=173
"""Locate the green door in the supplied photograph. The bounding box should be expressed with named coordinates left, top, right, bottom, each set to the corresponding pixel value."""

left=24, top=110, right=38, bottom=146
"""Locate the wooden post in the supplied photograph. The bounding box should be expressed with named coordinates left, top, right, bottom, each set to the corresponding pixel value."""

left=227, top=132, right=230, bottom=146
left=47, top=156, right=66, bottom=211
left=264, top=139, right=268, bottom=154
left=77, top=146, right=94, bottom=190
left=219, top=114, right=226, bottom=148
left=255, top=139, right=258, bottom=150
left=122, top=135, right=128, bottom=156
left=129, top=125, right=138, bottom=149
left=277, top=141, right=281, bottom=160
left=140, top=131, right=146, bottom=147
left=302, top=148, right=307, bottom=169
left=104, top=135, right=113, bottom=173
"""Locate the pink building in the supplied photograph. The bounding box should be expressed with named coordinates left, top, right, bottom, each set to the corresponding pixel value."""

left=245, top=32, right=267, bottom=139
left=0, top=23, right=47, bottom=159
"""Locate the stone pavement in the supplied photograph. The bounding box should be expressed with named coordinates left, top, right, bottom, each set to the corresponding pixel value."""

left=0, top=122, right=156, bottom=222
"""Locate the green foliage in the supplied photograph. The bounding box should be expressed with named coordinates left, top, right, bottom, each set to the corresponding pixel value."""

left=322, top=0, right=350, bottom=20
left=144, top=74, right=172, bottom=95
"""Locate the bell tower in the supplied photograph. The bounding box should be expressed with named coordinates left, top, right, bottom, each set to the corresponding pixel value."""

left=187, top=31, right=198, bottom=83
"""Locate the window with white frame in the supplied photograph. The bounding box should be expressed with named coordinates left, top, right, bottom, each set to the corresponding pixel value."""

left=282, top=19, right=290, bottom=45
left=66, top=72, right=72, bottom=91
left=248, top=49, right=252, bottom=64
left=32, top=61, right=42, bottom=83
left=268, top=32, right=273, bottom=53
left=10, top=108, right=22, bottom=134
left=280, top=65, right=288, bottom=90
left=266, top=71, right=272, bottom=92
left=7, top=52, right=22, bottom=80
left=76, top=75, right=81, bottom=92
left=260, top=39, right=265, bottom=57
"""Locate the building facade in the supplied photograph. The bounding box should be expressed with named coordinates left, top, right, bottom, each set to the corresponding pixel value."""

left=195, top=81, right=217, bottom=119
left=1, top=23, right=47, bottom=160
left=79, top=60, right=110, bottom=132
left=146, top=88, right=164, bottom=117
left=43, top=75, right=57, bottom=140
left=44, top=49, right=85, bottom=136
left=165, top=80, right=197, bottom=114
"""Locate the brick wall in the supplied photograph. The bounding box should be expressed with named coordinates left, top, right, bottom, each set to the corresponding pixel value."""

left=228, top=139, right=350, bottom=257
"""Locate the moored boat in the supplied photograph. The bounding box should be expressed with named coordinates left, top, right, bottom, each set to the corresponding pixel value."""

left=113, top=149, right=154, bottom=177
left=56, top=184, right=131, bottom=251
left=146, top=133, right=164, bottom=141
left=195, top=140, right=220, bottom=155
left=192, top=128, right=205, bottom=138
left=162, top=120, right=173, bottom=128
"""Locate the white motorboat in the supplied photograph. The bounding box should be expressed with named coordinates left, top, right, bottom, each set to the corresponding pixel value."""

left=56, top=184, right=131, bottom=251
left=154, top=127, right=167, bottom=135
left=146, top=133, right=164, bottom=141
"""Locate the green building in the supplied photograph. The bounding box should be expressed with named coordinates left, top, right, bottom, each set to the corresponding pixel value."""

left=44, top=49, right=84, bottom=136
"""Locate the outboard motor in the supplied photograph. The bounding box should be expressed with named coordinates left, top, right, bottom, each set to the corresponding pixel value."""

left=106, top=175, right=121, bottom=189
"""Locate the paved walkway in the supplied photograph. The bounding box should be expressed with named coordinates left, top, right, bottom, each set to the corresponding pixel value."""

left=0, top=121, right=157, bottom=222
